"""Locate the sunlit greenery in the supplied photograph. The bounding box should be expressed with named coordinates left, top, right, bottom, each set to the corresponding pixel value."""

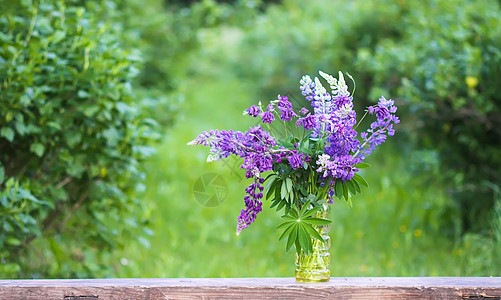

left=1, top=0, right=499, bottom=278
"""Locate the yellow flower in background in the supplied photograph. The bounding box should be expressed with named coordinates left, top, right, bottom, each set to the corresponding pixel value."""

left=414, top=229, right=422, bottom=237
left=465, top=76, right=478, bottom=89
left=100, top=167, right=108, bottom=178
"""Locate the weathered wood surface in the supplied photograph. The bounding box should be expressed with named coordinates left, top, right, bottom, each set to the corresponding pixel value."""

left=0, top=277, right=500, bottom=300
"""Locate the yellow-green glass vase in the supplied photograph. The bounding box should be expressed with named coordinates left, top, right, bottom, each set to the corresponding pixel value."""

left=295, top=204, right=331, bottom=283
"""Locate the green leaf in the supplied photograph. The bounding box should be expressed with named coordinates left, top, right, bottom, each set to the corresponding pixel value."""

left=289, top=206, right=299, bottom=219
left=302, top=222, right=324, bottom=242
left=354, top=173, right=369, bottom=188
left=284, top=203, right=291, bottom=215
left=1, top=127, right=14, bottom=142
left=51, top=30, right=66, bottom=43
left=0, top=166, right=4, bottom=184
left=277, top=220, right=294, bottom=231
left=264, top=174, right=278, bottom=190
left=355, top=162, right=371, bottom=169
left=270, top=197, right=280, bottom=208
left=266, top=180, right=279, bottom=200
left=78, top=90, right=90, bottom=98
left=303, top=139, right=310, bottom=150
left=280, top=180, right=287, bottom=200
left=299, top=186, right=308, bottom=196
left=274, top=186, right=281, bottom=202
left=276, top=199, right=286, bottom=211
left=343, top=182, right=349, bottom=201
left=281, top=214, right=296, bottom=221
left=302, top=206, right=322, bottom=219
left=299, top=200, right=311, bottom=217
left=264, top=176, right=277, bottom=198
left=286, top=225, right=298, bottom=252
left=295, top=240, right=301, bottom=255
left=304, top=217, right=332, bottom=226
left=353, top=179, right=361, bottom=193
left=6, top=238, right=21, bottom=246
left=103, top=127, right=121, bottom=147
left=286, top=177, right=293, bottom=193
left=298, top=224, right=310, bottom=254
left=335, top=180, right=343, bottom=200
left=30, top=143, right=45, bottom=157
left=278, top=223, right=295, bottom=241
left=345, top=180, right=356, bottom=195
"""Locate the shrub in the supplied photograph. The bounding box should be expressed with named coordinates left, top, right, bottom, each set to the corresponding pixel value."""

left=0, top=0, right=157, bottom=277
left=360, top=0, right=501, bottom=232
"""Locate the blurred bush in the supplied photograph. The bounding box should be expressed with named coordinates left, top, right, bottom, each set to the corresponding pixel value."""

left=231, top=0, right=501, bottom=235
left=0, top=0, right=266, bottom=278
left=0, top=0, right=157, bottom=277
left=360, top=0, right=501, bottom=233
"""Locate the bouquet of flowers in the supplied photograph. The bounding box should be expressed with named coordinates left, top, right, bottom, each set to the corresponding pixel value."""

left=188, top=71, right=399, bottom=256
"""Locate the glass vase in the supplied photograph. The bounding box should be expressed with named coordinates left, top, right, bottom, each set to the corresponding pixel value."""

left=295, top=204, right=331, bottom=283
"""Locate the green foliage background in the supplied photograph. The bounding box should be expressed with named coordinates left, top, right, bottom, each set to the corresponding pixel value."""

left=0, top=0, right=499, bottom=278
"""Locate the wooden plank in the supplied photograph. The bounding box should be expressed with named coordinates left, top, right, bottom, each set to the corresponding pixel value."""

left=0, top=277, right=500, bottom=300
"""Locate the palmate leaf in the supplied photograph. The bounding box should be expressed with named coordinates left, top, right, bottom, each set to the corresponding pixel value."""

left=277, top=202, right=333, bottom=254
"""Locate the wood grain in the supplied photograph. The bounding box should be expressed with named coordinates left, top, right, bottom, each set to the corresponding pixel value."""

left=0, top=277, right=500, bottom=300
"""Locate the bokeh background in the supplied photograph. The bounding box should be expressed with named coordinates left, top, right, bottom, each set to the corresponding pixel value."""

left=1, top=0, right=500, bottom=278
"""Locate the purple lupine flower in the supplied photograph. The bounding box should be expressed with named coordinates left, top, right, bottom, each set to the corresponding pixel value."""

left=296, top=115, right=316, bottom=130
left=334, top=96, right=353, bottom=107
left=287, top=151, right=304, bottom=170
left=355, top=96, right=399, bottom=160
left=299, top=107, right=309, bottom=115
left=236, top=177, right=265, bottom=235
left=316, top=154, right=361, bottom=182
left=300, top=75, right=315, bottom=101
left=277, top=95, right=293, bottom=110
left=245, top=105, right=261, bottom=117
left=274, top=95, right=297, bottom=122
left=260, top=110, right=275, bottom=123
left=279, top=108, right=296, bottom=121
